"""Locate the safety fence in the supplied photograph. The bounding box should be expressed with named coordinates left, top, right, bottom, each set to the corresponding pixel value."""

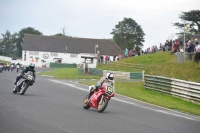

left=78, top=68, right=84, bottom=75
left=78, top=68, right=144, bottom=80
left=89, top=68, right=103, bottom=76
left=50, top=62, right=77, bottom=68
left=144, top=75, right=200, bottom=103
left=176, top=52, right=196, bottom=63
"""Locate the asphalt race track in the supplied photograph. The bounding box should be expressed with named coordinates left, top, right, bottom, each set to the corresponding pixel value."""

left=0, top=68, right=200, bottom=133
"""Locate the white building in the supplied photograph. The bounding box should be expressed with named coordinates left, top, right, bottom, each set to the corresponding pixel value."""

left=22, top=34, right=124, bottom=68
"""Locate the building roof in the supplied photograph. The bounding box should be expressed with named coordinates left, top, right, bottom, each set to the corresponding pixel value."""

left=178, top=34, right=200, bottom=42
left=23, top=34, right=124, bottom=55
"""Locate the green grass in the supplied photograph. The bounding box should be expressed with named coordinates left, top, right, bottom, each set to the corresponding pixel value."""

left=80, top=81, right=200, bottom=116
left=117, top=51, right=177, bottom=65
left=39, top=68, right=101, bottom=79
left=37, top=51, right=200, bottom=116
left=97, top=51, right=200, bottom=82
left=0, top=60, right=9, bottom=63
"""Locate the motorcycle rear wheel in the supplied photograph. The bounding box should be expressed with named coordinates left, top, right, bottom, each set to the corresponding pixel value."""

left=97, top=97, right=108, bottom=113
left=20, top=82, right=29, bottom=95
left=83, top=94, right=91, bottom=109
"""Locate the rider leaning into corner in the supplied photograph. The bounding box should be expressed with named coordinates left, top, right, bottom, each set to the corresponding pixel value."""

left=88, top=72, right=115, bottom=97
left=14, top=63, right=36, bottom=86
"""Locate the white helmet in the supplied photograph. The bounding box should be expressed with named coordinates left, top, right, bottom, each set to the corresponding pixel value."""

left=106, top=72, right=114, bottom=81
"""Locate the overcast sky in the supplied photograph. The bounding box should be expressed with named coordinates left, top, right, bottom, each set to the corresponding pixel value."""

left=0, top=0, right=199, bottom=49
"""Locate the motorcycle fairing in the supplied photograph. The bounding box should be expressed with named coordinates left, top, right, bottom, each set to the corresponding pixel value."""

left=89, top=89, right=105, bottom=108
left=17, top=78, right=25, bottom=87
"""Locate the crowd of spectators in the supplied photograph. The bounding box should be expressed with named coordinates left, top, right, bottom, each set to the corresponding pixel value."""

left=97, top=38, right=200, bottom=64
left=145, top=38, right=200, bottom=62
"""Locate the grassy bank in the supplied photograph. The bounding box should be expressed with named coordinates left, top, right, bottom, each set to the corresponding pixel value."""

left=97, top=51, right=200, bottom=82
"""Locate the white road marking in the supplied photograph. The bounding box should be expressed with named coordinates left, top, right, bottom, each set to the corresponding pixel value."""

left=41, top=75, right=54, bottom=78
left=48, top=79, right=200, bottom=122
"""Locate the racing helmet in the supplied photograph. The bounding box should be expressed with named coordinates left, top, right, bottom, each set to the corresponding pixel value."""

left=29, top=63, right=35, bottom=70
left=106, top=72, right=114, bottom=82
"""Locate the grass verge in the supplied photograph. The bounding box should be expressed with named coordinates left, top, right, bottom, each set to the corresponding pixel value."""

left=38, top=68, right=101, bottom=79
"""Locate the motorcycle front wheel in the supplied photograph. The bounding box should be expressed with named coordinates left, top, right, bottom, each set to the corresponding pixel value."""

left=20, top=82, right=29, bottom=95
left=97, top=97, right=108, bottom=113
left=13, top=86, right=17, bottom=93
left=83, top=94, right=91, bottom=109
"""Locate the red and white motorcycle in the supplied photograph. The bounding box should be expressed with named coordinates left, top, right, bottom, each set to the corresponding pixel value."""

left=83, top=83, right=115, bottom=113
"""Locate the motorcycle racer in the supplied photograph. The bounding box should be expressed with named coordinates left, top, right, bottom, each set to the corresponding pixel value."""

left=14, top=63, right=36, bottom=86
left=88, top=72, right=115, bottom=97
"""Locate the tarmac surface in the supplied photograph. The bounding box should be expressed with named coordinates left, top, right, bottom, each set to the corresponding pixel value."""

left=0, top=68, right=200, bottom=133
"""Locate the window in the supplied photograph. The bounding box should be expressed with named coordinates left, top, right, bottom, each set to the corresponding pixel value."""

left=51, top=52, right=58, bottom=57
left=70, top=54, right=77, bottom=58
left=29, top=51, right=39, bottom=56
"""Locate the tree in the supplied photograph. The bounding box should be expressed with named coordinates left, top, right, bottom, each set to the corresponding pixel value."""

left=54, top=33, right=65, bottom=36
left=15, top=27, right=43, bottom=57
left=0, top=30, right=16, bottom=56
left=53, top=33, right=75, bottom=38
left=173, top=10, right=200, bottom=35
left=111, top=18, right=145, bottom=50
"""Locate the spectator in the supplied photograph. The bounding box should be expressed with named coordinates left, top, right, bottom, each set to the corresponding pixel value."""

left=113, top=55, right=116, bottom=61
left=108, top=54, right=111, bottom=61
left=155, top=45, right=158, bottom=52
left=172, top=39, right=179, bottom=54
left=105, top=54, right=109, bottom=63
left=125, top=48, right=129, bottom=58
left=141, top=49, right=144, bottom=55
left=152, top=46, right=156, bottom=53
left=187, top=40, right=195, bottom=60
left=194, top=42, right=200, bottom=63
left=100, top=55, right=104, bottom=63
left=169, top=40, right=173, bottom=51
left=133, top=48, right=137, bottom=56
left=129, top=49, right=133, bottom=56
left=159, top=43, right=162, bottom=50
left=165, top=40, right=169, bottom=51
left=179, top=39, right=183, bottom=47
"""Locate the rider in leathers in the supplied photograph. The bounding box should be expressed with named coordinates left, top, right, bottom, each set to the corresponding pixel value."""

left=88, top=72, right=115, bottom=97
left=14, top=63, right=36, bottom=86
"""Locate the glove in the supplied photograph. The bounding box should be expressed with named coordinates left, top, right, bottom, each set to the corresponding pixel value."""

left=89, top=86, right=93, bottom=92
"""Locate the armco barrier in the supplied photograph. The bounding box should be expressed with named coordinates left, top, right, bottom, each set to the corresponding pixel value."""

left=88, top=68, right=103, bottom=76
left=103, top=70, right=130, bottom=79
left=144, top=75, right=200, bottom=103
left=78, top=68, right=84, bottom=75
left=87, top=68, right=144, bottom=80
left=50, top=62, right=77, bottom=68
left=130, top=72, right=144, bottom=80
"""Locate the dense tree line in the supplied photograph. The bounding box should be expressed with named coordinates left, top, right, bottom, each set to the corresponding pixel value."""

left=0, top=27, right=77, bottom=58
left=0, top=27, right=42, bottom=58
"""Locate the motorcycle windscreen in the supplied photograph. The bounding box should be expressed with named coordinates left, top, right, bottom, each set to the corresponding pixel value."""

left=24, top=71, right=34, bottom=80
